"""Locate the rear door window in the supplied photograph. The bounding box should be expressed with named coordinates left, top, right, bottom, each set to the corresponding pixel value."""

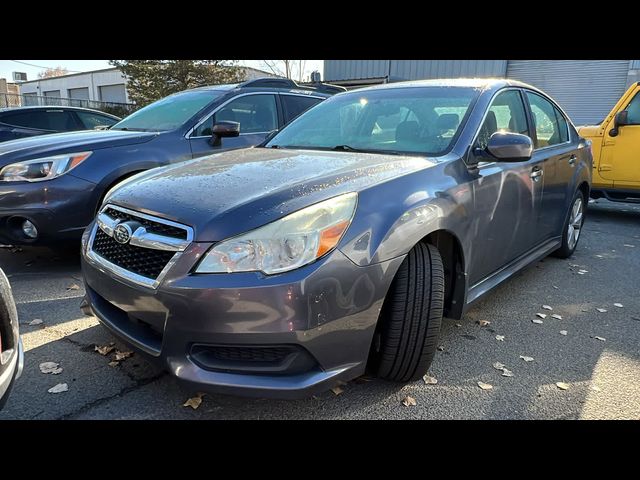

left=526, top=92, right=569, bottom=148
left=281, top=94, right=323, bottom=123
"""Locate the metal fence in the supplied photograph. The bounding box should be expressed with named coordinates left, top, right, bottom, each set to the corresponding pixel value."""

left=0, top=93, right=137, bottom=118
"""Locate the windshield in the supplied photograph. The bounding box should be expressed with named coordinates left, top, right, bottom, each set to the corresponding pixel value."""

left=266, top=86, right=478, bottom=156
left=111, top=90, right=223, bottom=132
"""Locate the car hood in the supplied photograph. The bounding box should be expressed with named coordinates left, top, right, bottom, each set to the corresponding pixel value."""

left=108, top=147, right=436, bottom=241
left=0, top=129, right=158, bottom=165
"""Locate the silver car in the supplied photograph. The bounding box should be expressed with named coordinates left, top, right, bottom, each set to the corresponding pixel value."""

left=80, top=79, right=592, bottom=398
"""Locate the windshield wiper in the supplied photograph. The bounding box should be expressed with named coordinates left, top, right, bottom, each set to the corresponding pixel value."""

left=331, top=145, right=405, bottom=155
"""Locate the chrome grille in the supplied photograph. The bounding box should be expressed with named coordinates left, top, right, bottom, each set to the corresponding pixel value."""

left=87, top=204, right=193, bottom=288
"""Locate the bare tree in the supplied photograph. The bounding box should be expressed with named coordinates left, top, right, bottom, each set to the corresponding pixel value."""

left=37, top=66, right=69, bottom=79
left=262, top=61, right=309, bottom=82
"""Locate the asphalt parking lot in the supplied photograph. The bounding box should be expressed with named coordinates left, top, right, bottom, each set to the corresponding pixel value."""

left=1, top=199, right=639, bottom=420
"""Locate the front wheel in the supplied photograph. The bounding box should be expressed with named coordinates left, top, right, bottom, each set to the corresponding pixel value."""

left=553, top=190, right=586, bottom=259
left=368, top=242, right=444, bottom=382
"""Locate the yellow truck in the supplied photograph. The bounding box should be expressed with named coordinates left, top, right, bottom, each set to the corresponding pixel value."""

left=578, top=82, right=640, bottom=202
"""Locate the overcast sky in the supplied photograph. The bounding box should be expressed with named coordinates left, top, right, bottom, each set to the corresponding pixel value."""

left=0, top=60, right=324, bottom=83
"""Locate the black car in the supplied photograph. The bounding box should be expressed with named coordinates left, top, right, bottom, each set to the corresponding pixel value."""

left=0, top=106, right=120, bottom=143
left=0, top=267, right=23, bottom=409
left=0, top=78, right=344, bottom=246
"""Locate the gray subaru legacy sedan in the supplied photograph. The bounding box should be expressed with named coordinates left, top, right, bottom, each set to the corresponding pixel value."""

left=80, top=79, right=592, bottom=398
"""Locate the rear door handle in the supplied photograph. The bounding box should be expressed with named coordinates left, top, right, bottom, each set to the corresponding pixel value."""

left=568, top=155, right=577, bottom=166
left=530, top=168, right=543, bottom=181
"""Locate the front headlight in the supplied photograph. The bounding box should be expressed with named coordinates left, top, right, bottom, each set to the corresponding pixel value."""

left=0, top=152, right=92, bottom=182
left=196, top=192, right=358, bottom=275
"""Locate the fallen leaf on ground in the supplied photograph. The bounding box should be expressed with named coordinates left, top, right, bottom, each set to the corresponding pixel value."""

left=331, top=386, right=344, bottom=395
left=556, top=382, right=570, bottom=390
left=28, top=319, right=43, bottom=326
left=66, top=284, right=81, bottom=291
left=402, top=396, right=417, bottom=406
left=114, top=350, right=133, bottom=361
left=614, top=303, right=623, bottom=308
left=95, top=344, right=115, bottom=356
left=560, top=330, right=568, bottom=336
left=39, top=362, right=63, bottom=375
left=476, top=320, right=490, bottom=327
left=423, top=375, right=437, bottom=385
left=493, top=362, right=506, bottom=370
left=495, top=335, right=505, bottom=341
left=593, top=336, right=606, bottom=342
left=183, top=393, right=205, bottom=409
left=542, top=305, right=553, bottom=310
left=48, top=383, right=68, bottom=394
left=477, top=381, right=493, bottom=390
left=532, top=319, right=544, bottom=324
left=536, top=313, right=547, bottom=319
left=501, top=369, right=514, bottom=377
left=551, top=314, right=563, bottom=320
left=596, top=308, right=607, bottom=313
left=108, top=361, right=119, bottom=367
left=520, top=355, right=534, bottom=362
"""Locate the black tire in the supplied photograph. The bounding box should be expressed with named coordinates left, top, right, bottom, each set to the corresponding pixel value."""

left=553, top=189, right=586, bottom=259
left=369, top=242, right=444, bottom=382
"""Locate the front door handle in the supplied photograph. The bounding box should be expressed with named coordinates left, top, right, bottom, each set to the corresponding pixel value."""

left=568, top=155, right=577, bottom=166
left=530, top=168, right=543, bottom=181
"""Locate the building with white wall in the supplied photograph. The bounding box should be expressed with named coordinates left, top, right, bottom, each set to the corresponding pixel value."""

left=18, top=67, right=129, bottom=105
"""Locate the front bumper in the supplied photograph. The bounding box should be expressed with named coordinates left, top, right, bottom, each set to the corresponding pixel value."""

left=0, top=174, right=96, bottom=245
left=81, top=238, right=403, bottom=398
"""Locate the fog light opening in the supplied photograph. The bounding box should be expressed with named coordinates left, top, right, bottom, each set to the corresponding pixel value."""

left=22, top=219, right=38, bottom=239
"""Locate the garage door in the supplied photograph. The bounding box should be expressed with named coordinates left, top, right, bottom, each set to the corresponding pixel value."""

left=99, top=84, right=126, bottom=103
left=68, top=87, right=89, bottom=100
left=507, top=60, right=630, bottom=125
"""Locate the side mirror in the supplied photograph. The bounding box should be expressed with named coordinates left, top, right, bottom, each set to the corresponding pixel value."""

left=485, top=132, right=533, bottom=162
left=609, top=110, right=628, bottom=137
left=209, top=121, right=240, bottom=147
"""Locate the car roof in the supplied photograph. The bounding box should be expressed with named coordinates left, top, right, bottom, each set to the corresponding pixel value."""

left=185, top=79, right=336, bottom=98
left=0, top=105, right=120, bottom=118
left=349, top=77, right=538, bottom=94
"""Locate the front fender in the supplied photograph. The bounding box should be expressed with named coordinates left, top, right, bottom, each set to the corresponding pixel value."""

left=339, top=165, right=468, bottom=268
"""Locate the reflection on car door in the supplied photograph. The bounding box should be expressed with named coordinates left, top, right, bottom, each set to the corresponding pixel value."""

left=524, top=91, right=575, bottom=242
left=188, top=93, right=279, bottom=158
left=467, top=89, right=543, bottom=286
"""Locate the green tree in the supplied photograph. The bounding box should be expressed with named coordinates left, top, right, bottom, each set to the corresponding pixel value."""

left=109, top=60, right=245, bottom=106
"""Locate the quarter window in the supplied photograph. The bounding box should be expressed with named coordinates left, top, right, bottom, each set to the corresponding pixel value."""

left=476, top=90, right=529, bottom=150
left=526, top=92, right=569, bottom=148
left=194, top=94, right=278, bottom=137
left=624, top=93, right=640, bottom=124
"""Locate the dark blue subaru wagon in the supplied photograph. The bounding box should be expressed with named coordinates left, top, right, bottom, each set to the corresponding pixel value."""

left=0, top=78, right=343, bottom=245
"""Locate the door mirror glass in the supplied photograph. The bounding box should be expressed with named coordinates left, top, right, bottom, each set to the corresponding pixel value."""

left=486, top=132, right=533, bottom=162
left=609, top=110, right=628, bottom=137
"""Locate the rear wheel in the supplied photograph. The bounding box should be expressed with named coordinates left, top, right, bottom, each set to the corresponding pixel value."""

left=369, top=242, right=444, bottom=382
left=553, top=189, right=585, bottom=259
